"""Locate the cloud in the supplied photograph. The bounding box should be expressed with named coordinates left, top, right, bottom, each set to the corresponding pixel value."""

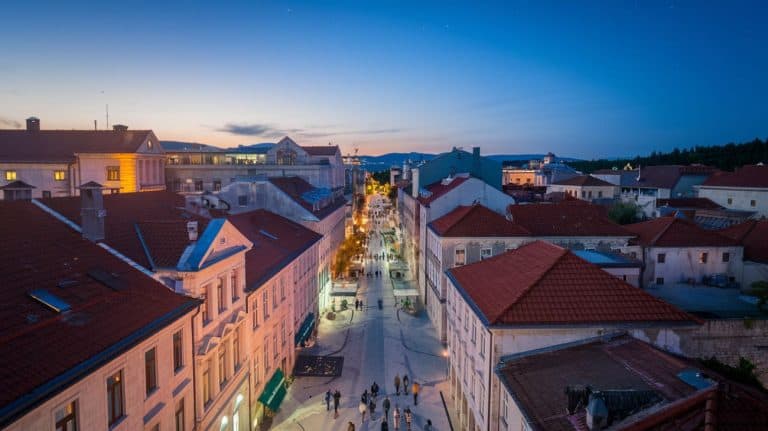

left=217, top=122, right=403, bottom=140
left=0, top=117, right=21, bottom=128
left=217, top=123, right=290, bottom=138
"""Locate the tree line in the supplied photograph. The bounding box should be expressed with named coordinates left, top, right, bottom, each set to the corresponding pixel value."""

left=570, top=138, right=768, bottom=173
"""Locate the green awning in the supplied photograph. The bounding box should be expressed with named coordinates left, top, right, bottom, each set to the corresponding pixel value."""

left=258, top=369, right=287, bottom=411
left=294, top=312, right=315, bottom=346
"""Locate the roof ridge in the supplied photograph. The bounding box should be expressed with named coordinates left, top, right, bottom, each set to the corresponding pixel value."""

left=492, top=243, right=568, bottom=324
left=650, top=217, right=677, bottom=245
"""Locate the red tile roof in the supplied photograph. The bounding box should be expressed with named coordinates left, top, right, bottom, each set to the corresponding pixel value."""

left=701, top=164, right=768, bottom=188
left=227, top=210, right=322, bottom=290
left=42, top=191, right=208, bottom=269
left=268, top=176, right=347, bottom=219
left=656, top=197, right=722, bottom=209
left=417, top=176, right=469, bottom=205
left=428, top=204, right=530, bottom=237
left=506, top=201, right=632, bottom=237
left=625, top=217, right=739, bottom=247
left=0, top=201, right=197, bottom=424
left=448, top=241, right=695, bottom=325
left=0, top=129, right=155, bottom=163
left=497, top=335, right=768, bottom=431
left=720, top=219, right=768, bottom=264
left=623, top=165, right=717, bottom=189
left=302, top=145, right=340, bottom=156
left=552, top=175, right=615, bottom=187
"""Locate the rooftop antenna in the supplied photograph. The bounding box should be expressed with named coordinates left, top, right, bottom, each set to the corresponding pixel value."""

left=94, top=120, right=97, bottom=130
left=105, top=104, right=109, bottom=129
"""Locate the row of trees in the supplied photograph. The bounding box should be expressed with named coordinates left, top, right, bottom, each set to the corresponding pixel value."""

left=571, top=138, right=768, bottom=173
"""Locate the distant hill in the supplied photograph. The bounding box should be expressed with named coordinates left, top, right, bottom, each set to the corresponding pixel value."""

left=570, top=137, right=768, bottom=173
left=359, top=152, right=580, bottom=171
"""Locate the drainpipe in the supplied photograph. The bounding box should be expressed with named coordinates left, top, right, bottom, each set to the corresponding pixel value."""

left=191, top=299, right=201, bottom=430
left=487, top=330, right=493, bottom=431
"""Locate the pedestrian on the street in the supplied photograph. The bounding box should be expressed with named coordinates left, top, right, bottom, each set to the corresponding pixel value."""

left=334, top=390, right=341, bottom=417
left=381, top=418, right=389, bottom=431
left=369, top=397, right=377, bottom=420
left=362, top=389, right=369, bottom=404
left=383, top=396, right=391, bottom=420
left=404, top=407, right=413, bottom=431
left=393, top=406, right=401, bottom=430
left=348, top=421, right=356, bottom=431
left=372, top=381, right=379, bottom=399
left=412, top=381, right=420, bottom=405
left=394, top=374, right=401, bottom=395
left=325, top=389, right=331, bottom=411
left=359, top=400, right=367, bottom=423
left=425, top=419, right=433, bottom=430
left=403, top=375, right=410, bottom=395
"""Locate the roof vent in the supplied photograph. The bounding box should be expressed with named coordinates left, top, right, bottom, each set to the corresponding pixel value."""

left=187, top=221, right=199, bottom=241
left=259, top=229, right=278, bottom=240
left=87, top=268, right=126, bottom=291
left=112, top=124, right=128, bottom=132
left=586, top=395, right=609, bottom=430
left=26, top=117, right=40, bottom=131
left=57, top=279, right=79, bottom=289
left=28, top=289, right=71, bottom=313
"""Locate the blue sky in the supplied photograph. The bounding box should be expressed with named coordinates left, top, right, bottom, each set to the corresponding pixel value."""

left=1, top=1, right=766, bottom=158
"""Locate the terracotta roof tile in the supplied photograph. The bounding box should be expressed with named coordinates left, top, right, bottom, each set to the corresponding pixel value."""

left=625, top=217, right=739, bottom=247
left=0, top=201, right=197, bottom=422
left=448, top=241, right=696, bottom=325
left=429, top=204, right=530, bottom=237
left=552, top=175, right=615, bottom=187
left=227, top=210, right=322, bottom=290
left=42, top=191, right=208, bottom=269
left=507, top=201, right=632, bottom=237
left=622, top=165, right=717, bottom=189
left=417, top=176, right=469, bottom=205
left=0, top=129, right=154, bottom=163
left=656, top=197, right=723, bottom=209
left=720, top=219, right=768, bottom=263
left=701, top=164, right=768, bottom=188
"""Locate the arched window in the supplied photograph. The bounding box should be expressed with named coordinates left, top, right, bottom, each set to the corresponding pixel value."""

left=276, top=149, right=297, bottom=165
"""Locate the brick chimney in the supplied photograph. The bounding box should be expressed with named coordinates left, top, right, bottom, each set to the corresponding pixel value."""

left=26, top=117, right=40, bottom=132
left=79, top=182, right=106, bottom=242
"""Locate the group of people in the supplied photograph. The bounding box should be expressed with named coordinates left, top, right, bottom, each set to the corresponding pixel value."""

left=393, top=374, right=421, bottom=405
left=366, top=269, right=383, bottom=278
left=324, top=389, right=343, bottom=418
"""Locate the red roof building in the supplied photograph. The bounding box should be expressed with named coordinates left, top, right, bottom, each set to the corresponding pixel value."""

left=0, top=200, right=198, bottom=428
left=697, top=165, right=768, bottom=217
left=720, top=219, right=768, bottom=264
left=552, top=175, right=615, bottom=187
left=625, top=217, right=738, bottom=248
left=701, top=164, right=768, bottom=188
left=446, top=241, right=695, bottom=326
left=416, top=175, right=470, bottom=205
left=507, top=201, right=633, bottom=238
left=429, top=204, right=529, bottom=237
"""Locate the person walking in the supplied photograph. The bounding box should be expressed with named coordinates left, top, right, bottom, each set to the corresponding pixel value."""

left=381, top=418, right=389, bottom=431
left=383, top=396, right=391, bottom=420
left=425, top=419, right=433, bottom=430
left=333, top=390, right=341, bottom=417
left=394, top=374, right=401, bottom=395
left=403, top=375, right=410, bottom=395
left=393, top=406, right=401, bottom=430
left=404, top=407, right=413, bottom=431
left=369, top=397, right=377, bottom=420
left=359, top=399, right=367, bottom=423
left=325, top=389, right=332, bottom=411
left=372, top=381, right=380, bottom=399
left=348, top=421, right=356, bottom=431
left=362, top=389, right=369, bottom=404
left=412, top=381, right=420, bottom=405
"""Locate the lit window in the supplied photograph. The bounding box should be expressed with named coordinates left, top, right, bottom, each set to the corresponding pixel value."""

left=106, top=166, right=120, bottom=181
left=53, top=170, right=66, bottom=181
left=455, top=248, right=466, bottom=266
left=5, top=170, right=16, bottom=181
left=106, top=370, right=124, bottom=426
left=54, top=400, right=78, bottom=431
left=145, top=347, right=158, bottom=396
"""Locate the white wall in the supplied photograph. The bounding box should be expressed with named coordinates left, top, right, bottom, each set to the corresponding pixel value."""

left=697, top=186, right=768, bottom=217
left=641, top=246, right=743, bottom=287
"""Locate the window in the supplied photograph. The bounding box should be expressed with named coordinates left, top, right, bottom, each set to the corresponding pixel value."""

left=501, top=394, right=509, bottom=429
left=280, top=279, right=286, bottom=300
left=213, top=179, right=222, bottom=191
left=581, top=190, right=586, bottom=198
left=656, top=253, right=667, bottom=263
left=455, top=248, right=466, bottom=266
left=656, top=277, right=664, bottom=285
left=273, top=334, right=278, bottom=359
left=276, top=149, right=297, bottom=165
left=233, top=329, right=241, bottom=369
left=751, top=200, right=757, bottom=207
left=219, top=347, right=227, bottom=387
left=281, top=321, right=286, bottom=346
left=264, top=338, right=270, bottom=372
left=173, top=330, right=184, bottom=372
left=54, top=170, right=66, bottom=181
left=588, top=191, right=593, bottom=198
left=598, top=191, right=603, bottom=198
left=106, top=166, right=120, bottom=181
left=201, top=293, right=209, bottom=325
left=106, top=370, right=124, bottom=426
left=471, top=321, right=476, bottom=344
left=194, top=180, right=203, bottom=192
left=42, top=191, right=52, bottom=198
left=480, top=248, right=492, bottom=260
left=203, top=360, right=211, bottom=404
left=727, top=197, right=733, bottom=205
left=700, top=252, right=708, bottom=263
left=175, top=398, right=185, bottom=431
left=150, top=424, right=159, bottom=431
left=254, top=349, right=261, bottom=385
left=5, top=170, right=16, bottom=181
left=217, top=278, right=226, bottom=313
left=145, top=347, right=158, bottom=396
left=263, top=291, right=269, bottom=319
left=723, top=252, right=730, bottom=263
left=231, top=272, right=239, bottom=302
left=252, top=299, right=259, bottom=329
left=272, top=285, right=277, bottom=309
left=55, top=400, right=78, bottom=431
left=238, top=195, right=248, bottom=206
left=480, top=332, right=486, bottom=357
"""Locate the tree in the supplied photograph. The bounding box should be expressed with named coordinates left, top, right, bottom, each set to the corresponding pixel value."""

left=751, top=280, right=768, bottom=310
left=608, top=201, right=640, bottom=225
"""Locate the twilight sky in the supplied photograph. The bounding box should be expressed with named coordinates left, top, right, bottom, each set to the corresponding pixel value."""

left=1, top=1, right=766, bottom=158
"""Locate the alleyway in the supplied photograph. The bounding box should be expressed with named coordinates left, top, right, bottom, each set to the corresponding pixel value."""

left=271, top=194, right=453, bottom=430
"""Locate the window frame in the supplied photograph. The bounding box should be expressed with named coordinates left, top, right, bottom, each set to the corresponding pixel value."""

left=54, top=399, right=78, bottom=431
left=657, top=253, right=666, bottom=263
left=173, top=330, right=184, bottom=373
left=145, top=347, right=158, bottom=397
left=106, top=369, right=125, bottom=426
left=106, top=166, right=120, bottom=181
left=53, top=170, right=66, bottom=181
left=5, top=170, right=17, bottom=181
left=455, top=247, right=466, bottom=266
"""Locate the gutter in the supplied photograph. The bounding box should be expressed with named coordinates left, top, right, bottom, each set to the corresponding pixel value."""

left=0, top=299, right=200, bottom=428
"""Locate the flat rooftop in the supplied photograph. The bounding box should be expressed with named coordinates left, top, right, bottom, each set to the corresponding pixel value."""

left=645, top=284, right=768, bottom=319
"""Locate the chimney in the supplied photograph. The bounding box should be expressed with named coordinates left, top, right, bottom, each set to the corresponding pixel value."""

left=472, top=147, right=481, bottom=177
left=411, top=168, right=420, bottom=198
left=586, top=394, right=609, bottom=430
left=26, top=117, right=40, bottom=132
left=79, top=182, right=106, bottom=242
left=187, top=221, right=199, bottom=241
left=112, top=124, right=128, bottom=132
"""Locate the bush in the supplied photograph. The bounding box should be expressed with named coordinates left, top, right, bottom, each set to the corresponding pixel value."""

left=701, top=356, right=764, bottom=390
left=751, top=281, right=768, bottom=310
left=608, top=201, right=641, bottom=225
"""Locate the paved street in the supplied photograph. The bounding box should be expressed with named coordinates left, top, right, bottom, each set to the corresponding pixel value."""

left=271, top=194, right=453, bottom=430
